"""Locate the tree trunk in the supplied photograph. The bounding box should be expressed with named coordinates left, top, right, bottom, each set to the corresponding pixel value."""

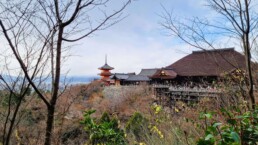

left=44, top=25, right=63, bottom=145
left=244, top=34, right=255, bottom=110
left=246, top=47, right=255, bottom=110
left=44, top=106, right=55, bottom=145
left=5, top=99, right=23, bottom=145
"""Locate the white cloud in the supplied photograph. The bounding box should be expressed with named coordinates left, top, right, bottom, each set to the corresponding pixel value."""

left=2, top=0, right=231, bottom=77
left=61, top=0, right=208, bottom=76
left=63, top=32, right=193, bottom=76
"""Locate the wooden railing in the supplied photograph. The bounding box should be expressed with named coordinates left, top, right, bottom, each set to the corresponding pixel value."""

left=153, top=85, right=222, bottom=105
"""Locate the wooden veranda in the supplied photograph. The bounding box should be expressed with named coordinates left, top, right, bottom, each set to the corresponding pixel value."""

left=153, top=85, right=222, bottom=107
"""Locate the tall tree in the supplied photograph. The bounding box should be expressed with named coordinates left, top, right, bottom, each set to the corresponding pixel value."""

left=161, top=0, right=258, bottom=109
left=0, top=72, right=31, bottom=145
left=0, top=0, right=131, bottom=144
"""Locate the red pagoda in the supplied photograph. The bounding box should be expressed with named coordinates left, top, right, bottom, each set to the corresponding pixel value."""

left=98, top=55, right=114, bottom=84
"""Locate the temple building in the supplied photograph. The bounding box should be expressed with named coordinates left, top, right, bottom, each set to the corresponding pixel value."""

left=111, top=73, right=135, bottom=86
left=111, top=69, right=159, bottom=85
left=99, top=48, right=256, bottom=86
left=164, top=48, right=249, bottom=84
left=98, top=56, right=114, bottom=85
left=146, top=47, right=258, bottom=86
left=151, top=68, right=177, bottom=84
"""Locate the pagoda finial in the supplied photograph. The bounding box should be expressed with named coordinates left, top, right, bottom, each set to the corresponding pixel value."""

left=105, top=54, right=107, bottom=64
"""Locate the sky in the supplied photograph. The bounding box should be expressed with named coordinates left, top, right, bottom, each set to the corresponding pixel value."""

left=1, top=0, right=258, bottom=79
left=63, top=0, right=214, bottom=77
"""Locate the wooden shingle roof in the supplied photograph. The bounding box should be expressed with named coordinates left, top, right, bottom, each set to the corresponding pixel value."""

left=138, top=68, right=159, bottom=76
left=166, top=48, right=247, bottom=77
left=151, top=68, right=177, bottom=79
left=111, top=73, right=135, bottom=80
left=126, top=75, right=150, bottom=81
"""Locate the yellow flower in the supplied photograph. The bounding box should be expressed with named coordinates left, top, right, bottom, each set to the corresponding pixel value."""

left=150, top=125, right=164, bottom=139
left=152, top=104, right=162, bottom=114
left=160, top=134, right=164, bottom=139
left=175, top=107, right=179, bottom=113
left=155, top=105, right=162, bottom=114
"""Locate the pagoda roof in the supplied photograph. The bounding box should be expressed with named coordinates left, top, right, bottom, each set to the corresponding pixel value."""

left=99, top=71, right=113, bottom=76
left=166, top=48, right=248, bottom=77
left=98, top=63, right=114, bottom=70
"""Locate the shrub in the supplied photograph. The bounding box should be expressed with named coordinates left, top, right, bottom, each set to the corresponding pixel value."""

left=197, top=106, right=258, bottom=145
left=1, top=93, right=21, bottom=107
left=125, top=112, right=149, bottom=142
left=81, top=110, right=126, bottom=145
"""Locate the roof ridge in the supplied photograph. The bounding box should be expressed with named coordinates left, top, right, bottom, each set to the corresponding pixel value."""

left=141, top=68, right=159, bottom=70
left=114, top=73, right=135, bottom=75
left=192, top=48, right=235, bottom=53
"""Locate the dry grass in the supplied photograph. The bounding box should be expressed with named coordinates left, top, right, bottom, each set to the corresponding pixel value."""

left=86, top=85, right=155, bottom=121
left=2, top=79, right=257, bottom=145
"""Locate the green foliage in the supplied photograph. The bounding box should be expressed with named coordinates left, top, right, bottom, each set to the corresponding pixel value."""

left=1, top=93, right=21, bottom=107
left=125, top=106, right=167, bottom=143
left=125, top=112, right=149, bottom=141
left=20, top=109, right=37, bottom=125
left=100, top=112, right=111, bottom=123
left=197, top=107, right=258, bottom=145
left=81, top=110, right=126, bottom=145
left=0, top=87, right=31, bottom=107
left=23, top=87, right=32, bottom=96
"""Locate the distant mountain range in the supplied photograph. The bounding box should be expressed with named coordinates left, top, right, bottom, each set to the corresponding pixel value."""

left=59, top=76, right=99, bottom=84
left=0, top=75, right=99, bottom=84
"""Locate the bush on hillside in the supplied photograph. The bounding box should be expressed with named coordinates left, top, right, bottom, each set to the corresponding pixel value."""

left=81, top=110, right=126, bottom=145
left=197, top=106, right=258, bottom=145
